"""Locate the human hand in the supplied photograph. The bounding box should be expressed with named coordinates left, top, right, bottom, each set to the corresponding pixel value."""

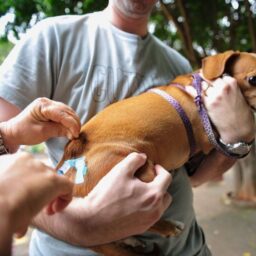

left=189, top=150, right=235, bottom=187
left=0, top=152, right=73, bottom=237
left=0, top=97, right=81, bottom=152
left=185, top=74, right=254, bottom=185
left=47, top=152, right=172, bottom=246
left=185, top=74, right=255, bottom=143
left=202, top=74, right=255, bottom=143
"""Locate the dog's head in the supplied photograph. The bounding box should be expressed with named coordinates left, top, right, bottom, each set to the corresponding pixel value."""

left=202, top=50, right=256, bottom=110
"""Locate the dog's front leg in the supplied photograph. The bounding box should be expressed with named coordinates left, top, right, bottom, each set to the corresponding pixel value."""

left=149, top=219, right=185, bottom=237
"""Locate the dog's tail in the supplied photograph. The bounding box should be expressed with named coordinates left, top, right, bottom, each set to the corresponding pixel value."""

left=55, top=132, right=88, bottom=170
left=65, top=132, right=87, bottom=158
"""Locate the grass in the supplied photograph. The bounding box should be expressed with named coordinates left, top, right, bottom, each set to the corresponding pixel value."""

left=0, top=39, right=13, bottom=64
left=0, top=39, right=46, bottom=154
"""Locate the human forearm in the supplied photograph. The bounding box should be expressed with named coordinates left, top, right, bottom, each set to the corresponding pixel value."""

left=202, top=74, right=255, bottom=144
left=0, top=121, right=19, bottom=153
left=32, top=197, right=142, bottom=247
left=190, top=149, right=236, bottom=187
left=0, top=98, right=21, bottom=153
left=0, top=97, right=81, bottom=153
left=31, top=199, right=90, bottom=247
left=0, top=197, right=13, bottom=256
left=32, top=154, right=172, bottom=247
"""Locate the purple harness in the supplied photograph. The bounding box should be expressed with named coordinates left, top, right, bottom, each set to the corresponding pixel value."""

left=148, top=87, right=196, bottom=157
left=149, top=73, right=238, bottom=158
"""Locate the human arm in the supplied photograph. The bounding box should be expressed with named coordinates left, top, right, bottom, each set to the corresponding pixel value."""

left=189, top=75, right=255, bottom=186
left=0, top=197, right=12, bottom=256
left=0, top=97, right=81, bottom=153
left=0, top=153, right=74, bottom=255
left=32, top=152, right=173, bottom=246
left=0, top=98, right=172, bottom=246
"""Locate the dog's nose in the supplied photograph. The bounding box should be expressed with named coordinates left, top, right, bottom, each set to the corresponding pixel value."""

left=248, top=76, right=256, bottom=86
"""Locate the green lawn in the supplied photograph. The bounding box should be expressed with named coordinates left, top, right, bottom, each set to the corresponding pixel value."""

left=0, top=40, right=13, bottom=64
left=0, top=39, right=46, bottom=153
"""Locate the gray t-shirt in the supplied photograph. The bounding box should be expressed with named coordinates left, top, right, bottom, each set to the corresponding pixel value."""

left=0, top=11, right=211, bottom=256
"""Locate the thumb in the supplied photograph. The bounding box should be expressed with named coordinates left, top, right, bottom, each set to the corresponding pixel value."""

left=112, top=152, right=147, bottom=177
left=45, top=193, right=73, bottom=215
left=151, top=165, right=172, bottom=192
left=42, top=122, right=73, bottom=140
left=15, top=226, right=28, bottom=239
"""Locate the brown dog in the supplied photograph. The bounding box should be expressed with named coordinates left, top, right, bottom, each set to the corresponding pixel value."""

left=56, top=51, right=256, bottom=256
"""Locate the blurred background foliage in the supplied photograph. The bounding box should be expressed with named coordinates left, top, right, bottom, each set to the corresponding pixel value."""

left=0, top=0, right=256, bottom=198
left=0, top=0, right=256, bottom=68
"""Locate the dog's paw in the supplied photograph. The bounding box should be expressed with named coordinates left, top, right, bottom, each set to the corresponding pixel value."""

left=117, top=237, right=146, bottom=249
left=149, top=219, right=185, bottom=237
left=167, top=220, right=185, bottom=237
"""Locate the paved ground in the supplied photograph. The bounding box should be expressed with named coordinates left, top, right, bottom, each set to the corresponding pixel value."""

left=193, top=172, right=256, bottom=256
left=11, top=155, right=256, bottom=256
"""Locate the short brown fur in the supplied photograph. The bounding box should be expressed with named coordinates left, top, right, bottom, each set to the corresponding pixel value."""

left=56, top=51, right=256, bottom=256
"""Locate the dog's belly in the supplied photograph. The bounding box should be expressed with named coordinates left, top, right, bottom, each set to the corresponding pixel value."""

left=83, top=93, right=191, bottom=169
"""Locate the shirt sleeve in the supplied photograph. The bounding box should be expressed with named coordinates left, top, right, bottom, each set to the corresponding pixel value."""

left=0, top=18, right=58, bottom=109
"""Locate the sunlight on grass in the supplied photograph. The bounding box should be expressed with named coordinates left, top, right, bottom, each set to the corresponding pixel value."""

left=0, top=39, right=13, bottom=64
left=0, top=39, right=46, bottom=154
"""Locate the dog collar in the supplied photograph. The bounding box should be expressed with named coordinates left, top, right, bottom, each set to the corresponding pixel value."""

left=192, top=73, right=249, bottom=159
left=57, top=156, right=88, bottom=184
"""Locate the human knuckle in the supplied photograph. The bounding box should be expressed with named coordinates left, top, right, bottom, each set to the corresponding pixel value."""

left=209, top=95, right=222, bottom=107
left=153, top=191, right=164, bottom=204
left=45, top=170, right=58, bottom=182
left=35, top=97, right=49, bottom=106
left=143, top=191, right=163, bottom=208
left=18, top=152, right=31, bottom=160
left=149, top=209, right=162, bottom=222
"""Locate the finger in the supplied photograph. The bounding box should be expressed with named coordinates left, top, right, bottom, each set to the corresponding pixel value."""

left=15, top=226, right=28, bottom=238
left=45, top=177, right=74, bottom=215
left=45, top=194, right=73, bottom=215
left=111, top=152, right=147, bottom=177
left=150, top=165, right=172, bottom=192
left=184, top=85, right=197, bottom=98
left=202, top=78, right=226, bottom=103
left=40, top=122, right=73, bottom=140
left=162, top=192, right=172, bottom=211
left=45, top=107, right=81, bottom=138
left=221, top=75, right=237, bottom=89
left=35, top=99, right=81, bottom=137
left=44, top=172, right=74, bottom=199
left=202, top=81, right=209, bottom=91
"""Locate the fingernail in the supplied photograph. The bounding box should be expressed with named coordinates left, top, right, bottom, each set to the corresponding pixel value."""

left=138, top=153, right=147, bottom=159
left=67, top=133, right=73, bottom=140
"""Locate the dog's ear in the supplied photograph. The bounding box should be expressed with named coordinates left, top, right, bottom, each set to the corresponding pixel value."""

left=202, top=50, right=240, bottom=80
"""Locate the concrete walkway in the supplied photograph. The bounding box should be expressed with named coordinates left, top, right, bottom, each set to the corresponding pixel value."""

left=193, top=171, right=256, bottom=256
left=12, top=160, right=256, bottom=256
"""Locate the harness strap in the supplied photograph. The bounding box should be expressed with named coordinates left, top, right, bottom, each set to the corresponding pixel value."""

left=148, top=88, right=196, bottom=157
left=192, top=73, right=238, bottom=158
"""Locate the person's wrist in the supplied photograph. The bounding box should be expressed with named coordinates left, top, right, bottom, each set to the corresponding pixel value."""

left=69, top=197, right=97, bottom=246
left=218, top=109, right=255, bottom=144
left=32, top=198, right=96, bottom=247
left=0, top=195, right=14, bottom=233
left=219, top=127, right=255, bottom=144
left=0, top=196, right=13, bottom=256
left=0, top=121, right=19, bottom=153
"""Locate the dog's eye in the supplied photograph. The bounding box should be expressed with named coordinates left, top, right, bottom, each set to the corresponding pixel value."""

left=248, top=76, right=256, bottom=86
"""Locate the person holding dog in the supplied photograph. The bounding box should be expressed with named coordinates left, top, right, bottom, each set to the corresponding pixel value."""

left=0, top=0, right=254, bottom=255
left=0, top=98, right=169, bottom=255
left=0, top=97, right=78, bottom=255
left=0, top=153, right=73, bottom=256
